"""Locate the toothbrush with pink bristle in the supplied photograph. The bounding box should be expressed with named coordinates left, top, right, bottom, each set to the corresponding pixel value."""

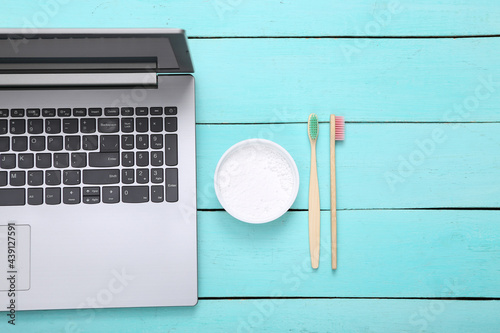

left=330, top=115, right=345, bottom=270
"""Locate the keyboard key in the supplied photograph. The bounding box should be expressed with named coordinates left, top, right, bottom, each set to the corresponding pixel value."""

left=136, top=118, right=148, bottom=132
left=0, top=109, right=9, bottom=117
left=45, top=170, right=61, bottom=185
left=65, top=136, right=80, bottom=151
left=30, top=136, right=45, bottom=151
left=165, top=134, right=178, bottom=166
left=83, top=187, right=100, bottom=196
left=136, top=152, right=149, bottom=167
left=11, top=109, right=25, bottom=117
left=135, top=107, right=148, bottom=116
left=63, top=118, right=78, bottom=133
left=1, top=154, right=16, bottom=169
left=45, top=188, right=61, bottom=205
left=10, top=119, right=26, bottom=134
left=63, top=170, right=81, bottom=185
left=165, top=117, right=177, bottom=132
left=71, top=153, right=87, bottom=168
left=81, top=118, right=96, bottom=133
left=54, top=153, right=70, bottom=168
left=136, top=135, right=149, bottom=149
left=151, top=151, right=163, bottom=166
left=121, top=118, right=134, bottom=133
left=28, top=171, right=43, bottom=186
left=0, top=188, right=25, bottom=206
left=28, top=119, right=44, bottom=134
left=122, top=169, right=134, bottom=184
left=0, top=137, right=9, bottom=151
left=36, top=153, right=52, bottom=168
left=46, top=119, right=61, bottom=134
left=47, top=136, right=63, bottom=151
left=151, top=168, right=164, bottom=183
left=151, top=134, right=163, bottom=149
left=98, top=118, right=119, bottom=133
left=73, top=108, right=87, bottom=117
left=89, top=152, right=119, bottom=167
left=18, top=153, right=34, bottom=169
left=12, top=136, right=28, bottom=151
left=104, top=107, right=119, bottom=116
left=150, top=117, right=163, bottom=132
left=58, top=108, right=71, bottom=117
left=42, top=108, right=56, bottom=117
left=88, top=108, right=103, bottom=117
left=151, top=185, right=164, bottom=203
left=10, top=171, right=25, bottom=186
left=122, top=186, right=149, bottom=203
left=121, top=107, right=134, bottom=116
left=121, top=135, right=134, bottom=150
left=63, top=187, right=81, bottom=204
left=136, top=168, right=149, bottom=183
left=83, top=169, right=120, bottom=184
left=102, top=186, right=120, bottom=203
left=100, top=135, right=120, bottom=152
left=83, top=135, right=98, bottom=150
left=83, top=196, right=100, bottom=204
left=150, top=107, right=163, bottom=115
left=27, top=108, right=41, bottom=117
left=0, top=171, right=6, bottom=186
left=28, top=188, right=43, bottom=205
left=165, top=107, right=177, bottom=115
left=166, top=168, right=178, bottom=202
left=0, top=119, right=7, bottom=134
left=83, top=187, right=100, bottom=204
left=122, top=152, right=134, bottom=167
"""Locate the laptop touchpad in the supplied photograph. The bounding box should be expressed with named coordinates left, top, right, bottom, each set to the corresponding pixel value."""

left=0, top=224, right=31, bottom=291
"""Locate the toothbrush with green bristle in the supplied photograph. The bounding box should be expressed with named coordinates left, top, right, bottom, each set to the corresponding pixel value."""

left=308, top=113, right=320, bottom=269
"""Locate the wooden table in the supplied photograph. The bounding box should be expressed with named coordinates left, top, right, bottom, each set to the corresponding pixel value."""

left=2, top=0, right=500, bottom=332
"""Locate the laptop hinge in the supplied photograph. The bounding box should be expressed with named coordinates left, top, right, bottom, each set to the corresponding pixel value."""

left=0, top=72, right=158, bottom=87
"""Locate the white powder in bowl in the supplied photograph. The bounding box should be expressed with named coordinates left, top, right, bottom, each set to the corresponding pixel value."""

left=215, top=139, right=299, bottom=223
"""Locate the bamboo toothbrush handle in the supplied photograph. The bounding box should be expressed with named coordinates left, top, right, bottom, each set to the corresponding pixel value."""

left=309, top=141, right=320, bottom=269
left=330, top=115, right=337, bottom=270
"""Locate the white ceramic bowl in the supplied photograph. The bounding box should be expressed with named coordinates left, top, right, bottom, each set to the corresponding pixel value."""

left=214, top=139, right=299, bottom=224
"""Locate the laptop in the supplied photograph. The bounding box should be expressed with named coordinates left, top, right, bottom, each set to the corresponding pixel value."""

left=0, top=29, right=197, bottom=310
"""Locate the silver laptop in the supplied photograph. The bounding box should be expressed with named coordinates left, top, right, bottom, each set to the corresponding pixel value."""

left=0, top=29, right=197, bottom=310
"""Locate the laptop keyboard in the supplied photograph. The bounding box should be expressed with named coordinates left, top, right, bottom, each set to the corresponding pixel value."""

left=0, top=106, right=179, bottom=206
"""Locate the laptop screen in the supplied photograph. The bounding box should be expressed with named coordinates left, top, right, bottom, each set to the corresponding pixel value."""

left=0, top=29, right=193, bottom=73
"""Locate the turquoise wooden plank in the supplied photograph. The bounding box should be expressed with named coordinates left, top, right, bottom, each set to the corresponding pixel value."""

left=4, top=299, right=499, bottom=333
left=197, top=210, right=500, bottom=298
left=197, top=123, right=500, bottom=210
left=2, top=0, right=500, bottom=37
left=189, top=38, right=500, bottom=123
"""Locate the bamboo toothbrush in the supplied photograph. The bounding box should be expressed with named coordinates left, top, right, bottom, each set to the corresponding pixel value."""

left=308, top=113, right=320, bottom=269
left=330, top=115, right=345, bottom=270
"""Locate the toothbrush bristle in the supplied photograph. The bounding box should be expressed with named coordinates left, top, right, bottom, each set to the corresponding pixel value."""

left=335, top=116, right=345, bottom=141
left=308, top=113, right=318, bottom=140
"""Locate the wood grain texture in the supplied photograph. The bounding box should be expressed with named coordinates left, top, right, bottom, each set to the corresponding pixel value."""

left=197, top=211, right=500, bottom=298
left=4, top=299, right=500, bottom=333
left=1, top=0, right=499, bottom=37
left=189, top=38, right=500, bottom=123
left=1, top=1, right=499, bottom=331
left=197, top=123, right=500, bottom=210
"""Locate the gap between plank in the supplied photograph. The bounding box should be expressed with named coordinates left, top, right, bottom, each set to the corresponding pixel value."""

left=200, top=296, right=500, bottom=301
left=197, top=121, right=500, bottom=125
left=198, top=208, right=500, bottom=212
left=189, top=35, right=500, bottom=40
